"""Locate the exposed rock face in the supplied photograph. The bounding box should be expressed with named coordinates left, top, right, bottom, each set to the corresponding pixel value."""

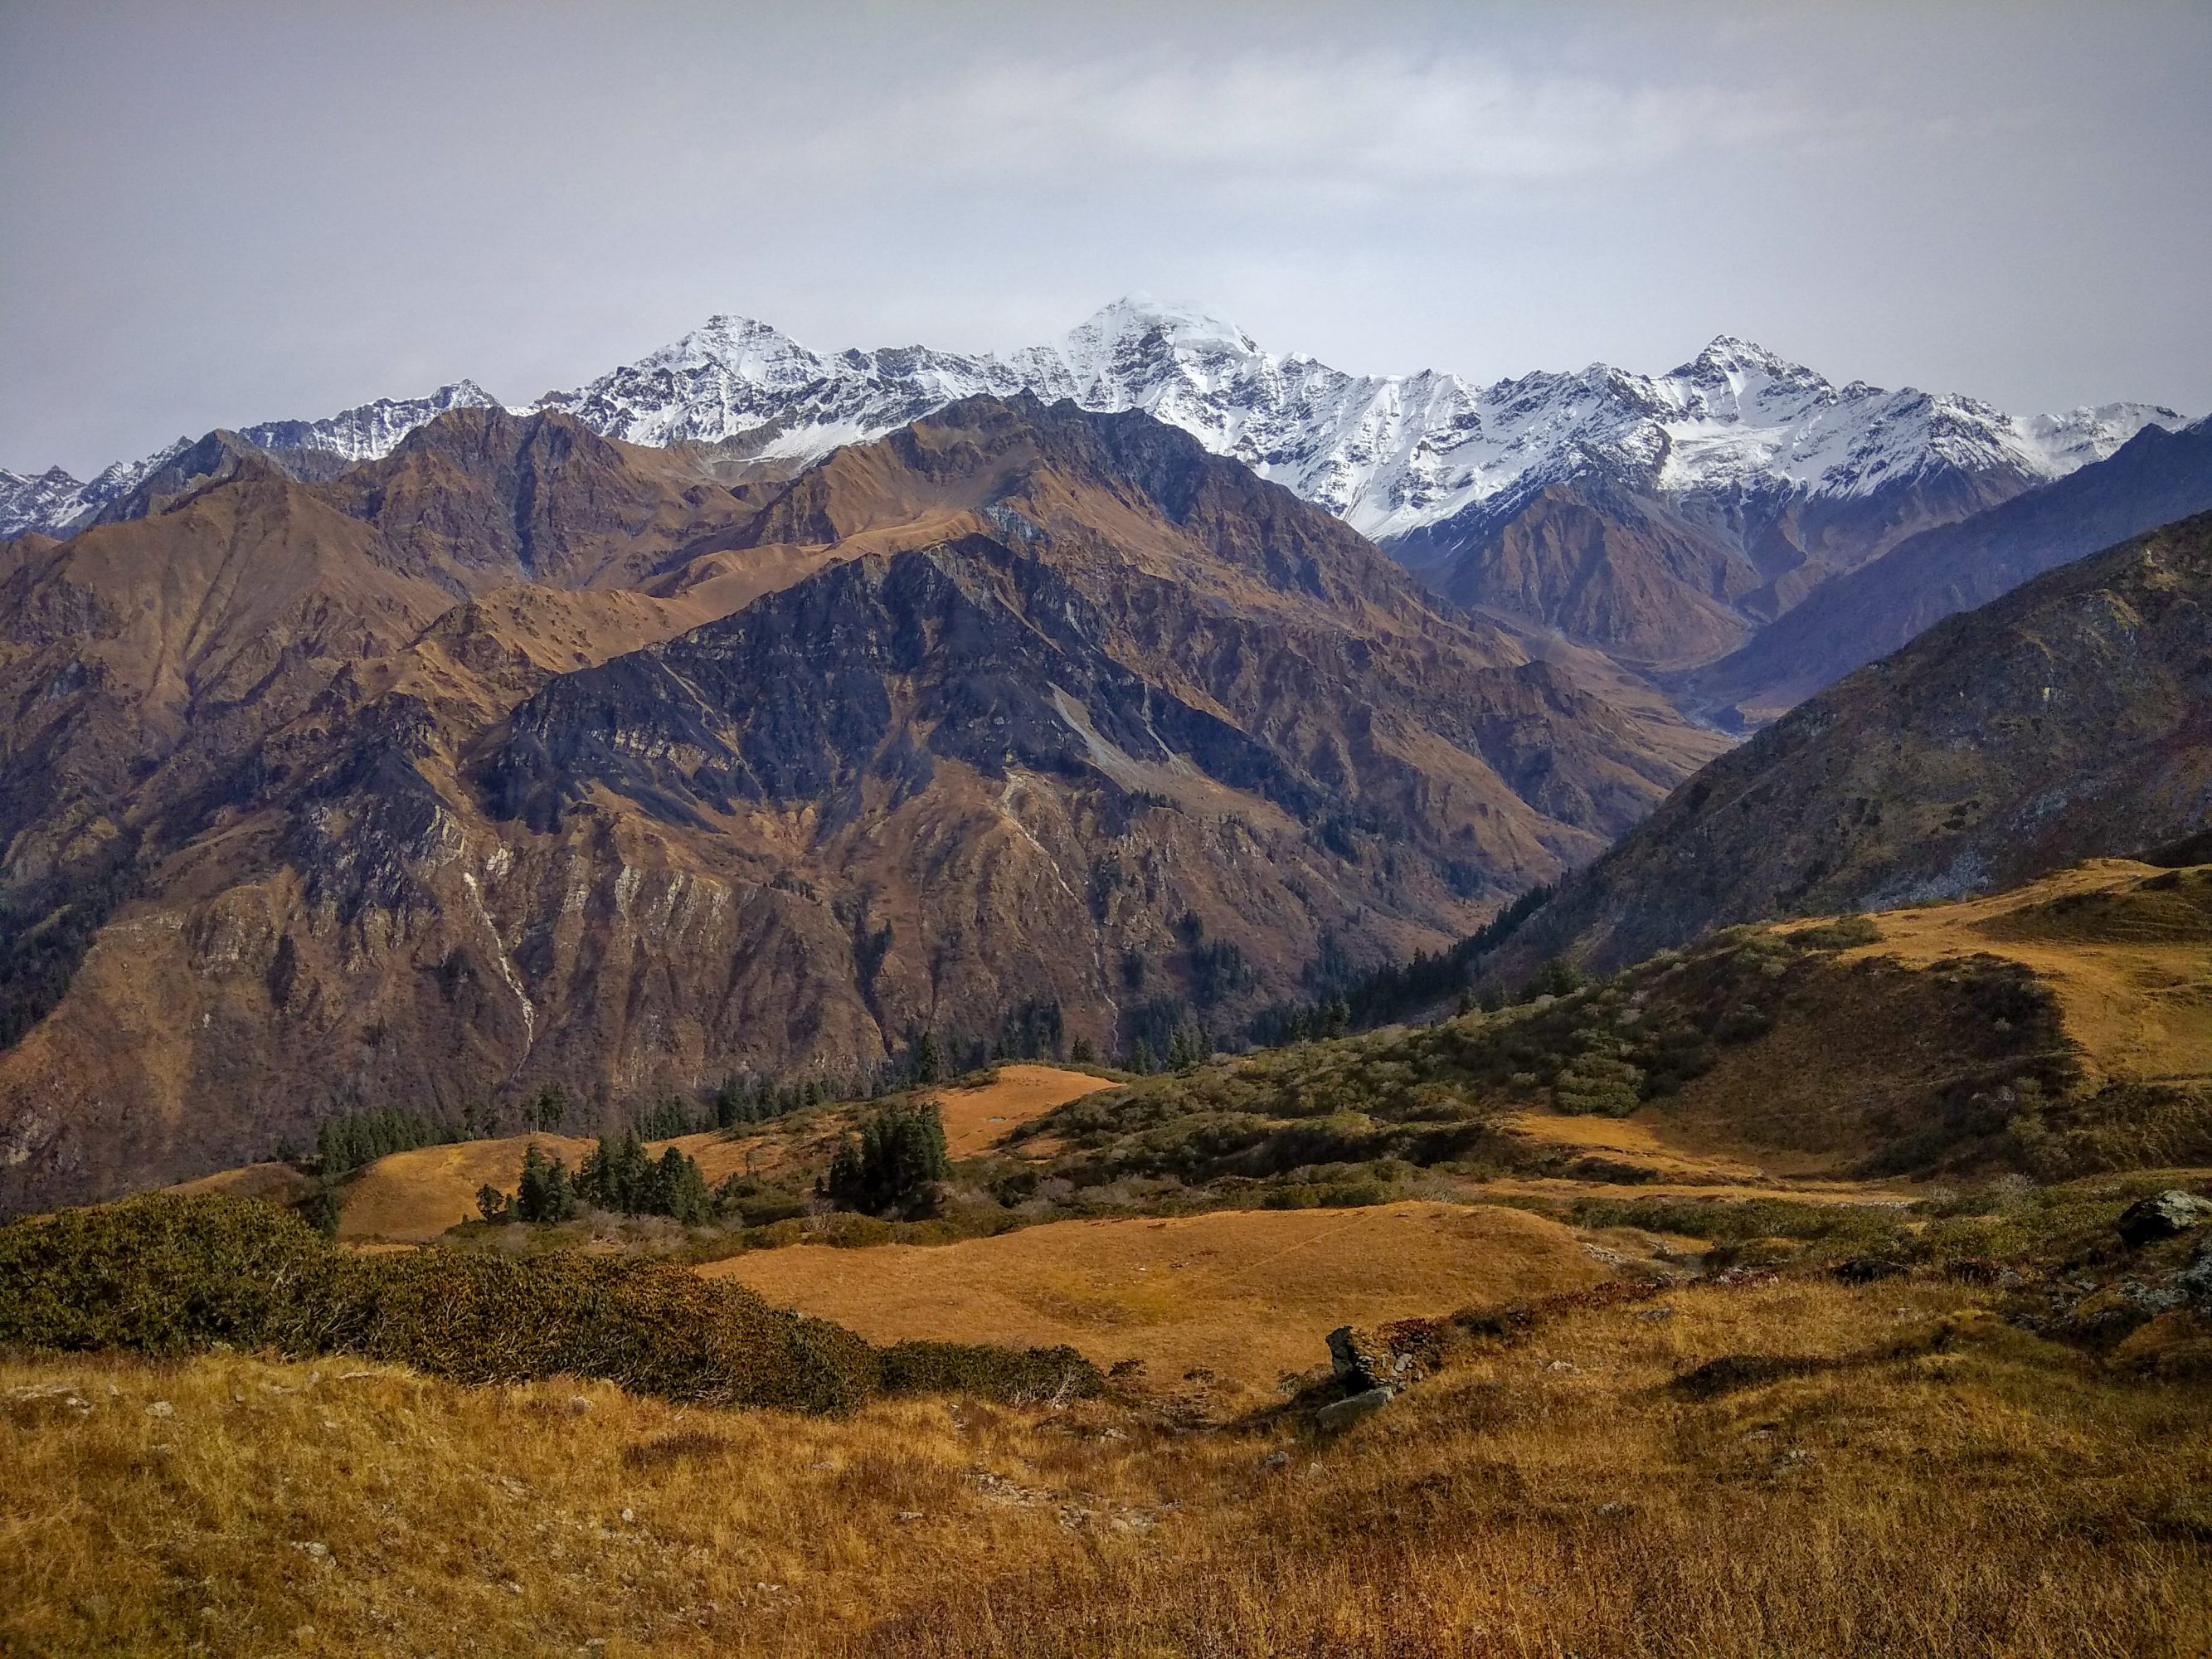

left=1314, top=1385, right=1394, bottom=1433
left=1325, top=1322, right=1435, bottom=1391
left=1326, top=1326, right=1388, bottom=1390
left=0, top=397, right=1719, bottom=1213
left=317, top=406, right=764, bottom=593
left=1494, top=511, right=2212, bottom=978
left=2117, top=1190, right=2212, bottom=1248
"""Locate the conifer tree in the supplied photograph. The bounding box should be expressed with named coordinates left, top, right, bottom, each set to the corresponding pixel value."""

left=820, top=1100, right=950, bottom=1217
left=713, top=1075, right=748, bottom=1130
left=514, top=1144, right=579, bottom=1223
left=529, top=1085, right=570, bottom=1132
left=654, top=1146, right=710, bottom=1224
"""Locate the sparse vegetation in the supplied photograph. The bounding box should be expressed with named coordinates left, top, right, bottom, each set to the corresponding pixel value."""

left=1793, top=912, right=1884, bottom=950
left=1012, top=916, right=2109, bottom=1196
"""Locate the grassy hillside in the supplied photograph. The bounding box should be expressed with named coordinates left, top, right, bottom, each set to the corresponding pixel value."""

left=172, top=861, right=2209, bottom=1263
left=1016, top=869, right=2210, bottom=1194
left=6, top=863, right=2210, bottom=1654
left=6, top=1180, right=2209, bottom=1657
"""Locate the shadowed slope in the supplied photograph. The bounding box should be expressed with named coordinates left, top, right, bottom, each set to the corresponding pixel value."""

left=1491, top=512, right=2212, bottom=980
left=1685, top=417, right=2212, bottom=721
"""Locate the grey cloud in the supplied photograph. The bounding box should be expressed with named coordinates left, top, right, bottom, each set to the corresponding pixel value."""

left=2, top=1, right=2207, bottom=477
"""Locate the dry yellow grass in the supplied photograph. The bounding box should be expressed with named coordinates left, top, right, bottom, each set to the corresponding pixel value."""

left=706, top=1202, right=1617, bottom=1394
left=333, top=1133, right=601, bottom=1243
left=929, top=1064, right=1118, bottom=1158
left=1808, top=858, right=2212, bottom=1085
left=4, top=1273, right=2204, bottom=1657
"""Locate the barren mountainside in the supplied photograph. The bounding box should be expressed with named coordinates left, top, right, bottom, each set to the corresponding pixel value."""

left=1683, top=416, right=2212, bottom=721
left=1491, top=510, right=2212, bottom=980
left=0, top=396, right=1720, bottom=1213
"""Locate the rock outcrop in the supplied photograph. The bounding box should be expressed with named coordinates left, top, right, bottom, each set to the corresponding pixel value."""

left=2117, top=1190, right=2212, bottom=1248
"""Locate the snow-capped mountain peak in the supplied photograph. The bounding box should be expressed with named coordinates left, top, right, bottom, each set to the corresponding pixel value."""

left=1677, top=334, right=1815, bottom=378
left=5, top=296, right=2187, bottom=547
left=1051, top=292, right=1260, bottom=365
left=231, top=380, right=501, bottom=473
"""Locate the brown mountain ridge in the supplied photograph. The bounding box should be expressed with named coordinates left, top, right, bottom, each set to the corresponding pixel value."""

left=0, top=396, right=1722, bottom=1211
left=1488, top=509, right=2212, bottom=983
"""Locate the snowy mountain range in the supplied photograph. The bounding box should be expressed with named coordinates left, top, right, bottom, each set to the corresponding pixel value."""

left=3, top=296, right=2181, bottom=546
left=1, top=382, right=498, bottom=538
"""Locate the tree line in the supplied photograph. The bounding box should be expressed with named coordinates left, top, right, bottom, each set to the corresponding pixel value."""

left=477, top=1098, right=956, bottom=1229
left=476, top=1132, right=715, bottom=1226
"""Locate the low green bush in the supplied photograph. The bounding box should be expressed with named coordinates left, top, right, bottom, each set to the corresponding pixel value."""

left=1793, top=915, right=1883, bottom=951
left=0, top=1194, right=327, bottom=1357
left=0, top=1195, right=1091, bottom=1416
left=313, top=1249, right=881, bottom=1412
left=1570, top=1195, right=1906, bottom=1252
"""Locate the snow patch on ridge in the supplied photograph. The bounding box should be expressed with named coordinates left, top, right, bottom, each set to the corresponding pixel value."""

left=521, top=299, right=2189, bottom=545
left=1, top=383, right=503, bottom=538
left=7, top=298, right=2186, bottom=546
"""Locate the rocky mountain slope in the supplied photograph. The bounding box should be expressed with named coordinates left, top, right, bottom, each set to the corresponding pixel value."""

left=12, top=300, right=2177, bottom=639
left=0, top=383, right=498, bottom=538
left=1487, top=511, right=2212, bottom=979
left=520, top=303, right=2185, bottom=683
left=1680, top=416, right=2212, bottom=721
left=0, top=396, right=1719, bottom=1213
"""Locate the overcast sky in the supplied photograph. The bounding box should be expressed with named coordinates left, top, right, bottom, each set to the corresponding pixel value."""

left=4, top=0, right=2208, bottom=476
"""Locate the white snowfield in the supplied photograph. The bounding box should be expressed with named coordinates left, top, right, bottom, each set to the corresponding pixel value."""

left=3, top=296, right=2180, bottom=542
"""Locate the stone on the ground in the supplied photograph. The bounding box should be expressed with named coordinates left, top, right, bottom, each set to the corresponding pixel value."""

left=1325, top=1325, right=1385, bottom=1389
left=1315, top=1385, right=1394, bottom=1433
left=2117, top=1190, right=2212, bottom=1248
left=2173, top=1235, right=2212, bottom=1304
